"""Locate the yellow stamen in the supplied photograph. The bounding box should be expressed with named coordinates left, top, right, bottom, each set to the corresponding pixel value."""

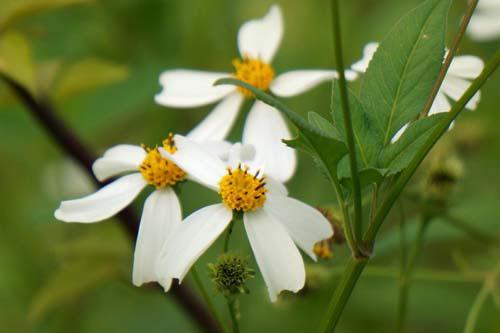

left=232, top=57, right=274, bottom=98
left=313, top=240, right=333, bottom=260
left=139, top=136, right=185, bottom=189
left=218, top=165, right=266, bottom=212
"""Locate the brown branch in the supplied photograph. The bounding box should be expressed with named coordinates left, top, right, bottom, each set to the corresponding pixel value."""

left=1, top=73, right=221, bottom=333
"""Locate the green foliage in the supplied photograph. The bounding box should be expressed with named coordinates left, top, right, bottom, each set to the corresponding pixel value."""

left=380, top=114, right=446, bottom=173
left=0, top=31, right=36, bottom=94
left=53, top=58, right=129, bottom=101
left=0, top=0, right=94, bottom=33
left=360, top=0, right=449, bottom=147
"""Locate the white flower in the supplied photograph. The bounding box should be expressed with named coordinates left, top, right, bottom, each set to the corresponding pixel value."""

left=54, top=132, right=226, bottom=290
left=155, top=5, right=358, bottom=183
left=467, top=0, right=500, bottom=42
left=353, top=42, right=484, bottom=143
left=157, top=133, right=333, bottom=302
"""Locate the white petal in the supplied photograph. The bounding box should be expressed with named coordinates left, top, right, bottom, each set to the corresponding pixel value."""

left=350, top=42, right=379, bottom=73
left=390, top=123, right=409, bottom=143
left=54, top=173, right=147, bottom=223
left=159, top=135, right=227, bottom=191
left=186, top=93, right=243, bottom=141
left=237, top=5, right=283, bottom=62
left=448, top=55, right=484, bottom=79
left=441, top=76, right=480, bottom=110
left=226, top=143, right=256, bottom=169
left=92, top=144, right=146, bottom=182
left=157, top=204, right=232, bottom=281
left=429, top=91, right=451, bottom=115
left=468, top=11, right=500, bottom=42
left=243, top=101, right=296, bottom=182
left=244, top=209, right=305, bottom=302
left=198, top=140, right=233, bottom=160
left=155, top=70, right=234, bottom=108
left=270, top=70, right=357, bottom=98
left=264, top=196, right=333, bottom=260
left=265, top=177, right=288, bottom=197
left=133, top=188, right=181, bottom=289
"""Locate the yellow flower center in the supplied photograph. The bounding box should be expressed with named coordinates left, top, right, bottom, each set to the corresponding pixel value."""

left=218, top=164, right=267, bottom=212
left=139, top=134, right=186, bottom=189
left=232, top=57, right=274, bottom=98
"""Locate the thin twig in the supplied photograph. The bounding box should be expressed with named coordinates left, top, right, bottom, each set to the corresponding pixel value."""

left=1, top=73, right=222, bottom=333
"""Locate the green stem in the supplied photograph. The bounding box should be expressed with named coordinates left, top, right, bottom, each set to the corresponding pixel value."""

left=223, top=220, right=234, bottom=253
left=332, top=181, right=360, bottom=258
left=464, top=284, right=490, bottom=333
left=420, top=0, right=479, bottom=118
left=330, top=0, right=363, bottom=243
left=227, top=300, right=240, bottom=333
left=191, top=266, right=226, bottom=332
left=319, top=258, right=368, bottom=332
left=397, top=217, right=430, bottom=333
left=364, top=49, right=500, bottom=251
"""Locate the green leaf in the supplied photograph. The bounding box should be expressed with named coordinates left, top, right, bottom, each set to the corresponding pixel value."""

left=0, top=0, right=94, bottom=32
left=215, top=78, right=347, bottom=183
left=308, top=111, right=342, bottom=140
left=0, top=31, right=36, bottom=94
left=340, top=167, right=386, bottom=191
left=359, top=0, right=450, bottom=148
left=53, top=58, right=129, bottom=101
left=380, top=113, right=445, bottom=173
left=331, top=82, right=380, bottom=168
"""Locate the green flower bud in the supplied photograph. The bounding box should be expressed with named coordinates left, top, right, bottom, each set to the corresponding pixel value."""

left=208, top=253, right=255, bottom=298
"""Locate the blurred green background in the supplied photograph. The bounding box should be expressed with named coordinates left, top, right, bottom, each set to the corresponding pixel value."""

left=1, top=0, right=499, bottom=332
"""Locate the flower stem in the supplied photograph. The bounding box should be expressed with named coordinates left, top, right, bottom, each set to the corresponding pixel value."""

left=397, top=217, right=430, bottom=333
left=319, top=257, right=368, bottom=332
left=191, top=266, right=226, bottom=333
left=227, top=300, right=240, bottom=333
left=330, top=0, right=363, bottom=243
left=318, top=49, right=500, bottom=333
left=223, top=220, right=235, bottom=253
left=464, top=283, right=490, bottom=333
left=420, top=0, right=479, bottom=118
left=0, top=73, right=222, bottom=333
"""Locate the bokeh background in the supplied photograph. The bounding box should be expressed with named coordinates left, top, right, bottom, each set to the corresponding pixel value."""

left=1, top=0, right=499, bottom=332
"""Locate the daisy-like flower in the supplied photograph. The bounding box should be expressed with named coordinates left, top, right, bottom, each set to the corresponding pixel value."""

left=157, top=134, right=333, bottom=302
left=155, top=5, right=358, bottom=183
left=352, top=43, right=484, bottom=142
left=467, top=0, right=500, bottom=42
left=54, top=132, right=222, bottom=290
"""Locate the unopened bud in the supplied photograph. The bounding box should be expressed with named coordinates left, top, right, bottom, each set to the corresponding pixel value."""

left=208, top=253, right=254, bottom=298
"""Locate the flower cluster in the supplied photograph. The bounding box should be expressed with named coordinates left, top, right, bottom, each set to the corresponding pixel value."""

left=53, top=4, right=486, bottom=302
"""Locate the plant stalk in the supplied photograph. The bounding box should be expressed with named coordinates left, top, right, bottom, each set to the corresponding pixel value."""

left=330, top=0, right=363, bottom=243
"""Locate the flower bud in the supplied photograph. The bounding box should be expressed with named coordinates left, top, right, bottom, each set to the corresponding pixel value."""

left=208, top=253, right=255, bottom=298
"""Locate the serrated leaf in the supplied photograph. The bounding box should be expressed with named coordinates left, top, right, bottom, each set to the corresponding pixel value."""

left=53, top=58, right=129, bottom=101
left=0, top=0, right=94, bottom=32
left=216, top=78, right=348, bottom=183
left=0, top=31, right=36, bottom=94
left=308, top=111, right=341, bottom=140
left=29, top=259, right=123, bottom=322
left=360, top=0, right=450, bottom=148
left=380, top=113, right=445, bottom=173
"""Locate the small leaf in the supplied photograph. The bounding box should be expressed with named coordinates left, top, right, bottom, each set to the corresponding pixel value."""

left=0, top=0, right=94, bottom=32
left=339, top=166, right=387, bottom=191
left=380, top=113, right=445, bottom=173
left=0, top=31, right=36, bottom=94
left=360, top=0, right=450, bottom=148
left=216, top=78, right=348, bottom=183
left=53, top=58, right=129, bottom=101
